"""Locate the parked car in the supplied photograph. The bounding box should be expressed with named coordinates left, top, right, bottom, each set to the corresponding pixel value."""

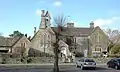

left=107, top=58, right=120, bottom=70
left=75, top=58, right=96, bottom=70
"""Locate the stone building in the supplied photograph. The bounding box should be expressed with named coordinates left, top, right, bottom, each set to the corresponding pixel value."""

left=30, top=10, right=56, bottom=56
left=0, top=35, right=31, bottom=57
left=0, top=10, right=109, bottom=57
left=31, top=10, right=109, bottom=57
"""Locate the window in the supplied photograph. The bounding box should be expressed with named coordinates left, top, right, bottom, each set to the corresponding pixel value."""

left=21, top=43, right=23, bottom=47
left=40, top=35, right=44, bottom=46
left=99, top=36, right=100, bottom=41
left=74, top=37, right=76, bottom=43
left=23, top=43, right=26, bottom=47
left=117, top=59, right=120, bottom=62
left=21, top=43, right=26, bottom=48
left=46, top=19, right=48, bottom=21
left=95, top=47, right=101, bottom=51
left=85, top=59, right=95, bottom=62
left=79, top=59, right=84, bottom=62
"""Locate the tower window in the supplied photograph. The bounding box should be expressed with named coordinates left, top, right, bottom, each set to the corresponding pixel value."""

left=46, top=19, right=48, bottom=21
left=23, top=43, right=26, bottom=47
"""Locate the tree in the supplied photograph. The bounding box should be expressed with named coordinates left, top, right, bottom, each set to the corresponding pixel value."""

left=9, top=30, right=24, bottom=37
left=107, top=41, right=114, bottom=52
left=104, top=29, right=120, bottom=54
left=53, top=14, right=67, bottom=72
left=110, top=45, right=120, bottom=54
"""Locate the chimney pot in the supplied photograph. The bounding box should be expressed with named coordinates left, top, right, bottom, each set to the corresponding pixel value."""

left=90, top=21, right=94, bottom=28
left=41, top=10, right=45, bottom=16
left=34, top=27, right=36, bottom=34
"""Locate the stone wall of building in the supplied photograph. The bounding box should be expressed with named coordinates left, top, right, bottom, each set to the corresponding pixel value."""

left=12, top=36, right=31, bottom=56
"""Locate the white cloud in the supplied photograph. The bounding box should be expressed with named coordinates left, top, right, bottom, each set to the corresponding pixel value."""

left=53, top=1, right=62, bottom=7
left=36, top=9, right=41, bottom=16
left=94, top=17, right=120, bottom=27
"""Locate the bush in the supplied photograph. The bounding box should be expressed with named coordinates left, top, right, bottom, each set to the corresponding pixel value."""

left=75, top=52, right=84, bottom=57
left=88, top=54, right=92, bottom=58
left=1, top=53, right=10, bottom=58
left=11, top=53, right=21, bottom=58
left=110, top=45, right=120, bottom=54
left=27, top=58, right=32, bottom=63
left=108, top=54, right=120, bottom=58
left=1, top=58, right=7, bottom=64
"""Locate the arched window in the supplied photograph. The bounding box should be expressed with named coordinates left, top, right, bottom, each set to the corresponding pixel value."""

left=48, top=35, right=52, bottom=47
left=40, top=35, right=44, bottom=46
left=44, top=34, right=48, bottom=48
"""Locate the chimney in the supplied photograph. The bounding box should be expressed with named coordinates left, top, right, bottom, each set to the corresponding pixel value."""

left=28, top=36, right=31, bottom=41
left=67, top=23, right=74, bottom=28
left=34, top=27, right=36, bottom=34
left=39, top=10, right=46, bottom=29
left=41, top=10, right=45, bottom=17
left=25, top=34, right=27, bottom=37
left=90, top=21, right=94, bottom=28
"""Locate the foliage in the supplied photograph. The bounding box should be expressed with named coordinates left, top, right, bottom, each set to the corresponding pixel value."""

left=108, top=54, right=120, bottom=58
left=110, top=45, right=120, bottom=54
left=1, top=58, right=7, bottom=64
left=107, top=41, right=114, bottom=52
left=27, top=58, right=32, bottom=63
left=75, top=52, right=84, bottom=57
left=9, top=30, right=24, bottom=37
left=88, top=53, right=92, bottom=58
left=66, top=36, right=73, bottom=45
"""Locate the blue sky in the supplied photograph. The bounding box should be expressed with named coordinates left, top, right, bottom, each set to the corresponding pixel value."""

left=0, top=0, right=120, bottom=37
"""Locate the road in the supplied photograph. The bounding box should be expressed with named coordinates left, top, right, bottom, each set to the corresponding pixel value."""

left=0, top=64, right=119, bottom=72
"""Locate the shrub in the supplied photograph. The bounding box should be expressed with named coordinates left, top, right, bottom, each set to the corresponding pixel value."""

left=27, top=58, right=32, bottom=63
left=88, top=54, right=92, bottom=58
left=108, top=54, right=120, bottom=58
left=1, top=58, right=7, bottom=64
left=110, top=45, right=120, bottom=54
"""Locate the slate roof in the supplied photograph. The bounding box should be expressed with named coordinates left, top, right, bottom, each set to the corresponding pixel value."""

left=51, top=27, right=94, bottom=37
left=0, top=36, right=22, bottom=47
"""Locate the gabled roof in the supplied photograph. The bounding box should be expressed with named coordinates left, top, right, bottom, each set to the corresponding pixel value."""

left=0, top=36, right=23, bottom=47
left=31, top=27, right=55, bottom=41
left=46, top=27, right=55, bottom=35
left=51, top=27, right=93, bottom=37
left=89, top=26, right=108, bottom=37
left=45, top=11, right=51, bottom=19
left=30, top=30, right=40, bottom=41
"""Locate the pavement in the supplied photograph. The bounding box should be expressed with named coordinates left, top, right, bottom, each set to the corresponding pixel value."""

left=0, top=63, right=119, bottom=72
left=0, top=63, right=106, bottom=66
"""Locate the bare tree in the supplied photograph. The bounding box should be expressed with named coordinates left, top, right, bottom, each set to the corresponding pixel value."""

left=53, top=14, right=67, bottom=72
left=104, top=29, right=120, bottom=53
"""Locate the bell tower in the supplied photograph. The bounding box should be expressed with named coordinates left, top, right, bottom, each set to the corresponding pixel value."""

left=39, top=10, right=46, bottom=29
left=45, top=11, right=51, bottom=27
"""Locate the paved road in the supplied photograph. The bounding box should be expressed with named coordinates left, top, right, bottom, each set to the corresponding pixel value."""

left=0, top=64, right=119, bottom=72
